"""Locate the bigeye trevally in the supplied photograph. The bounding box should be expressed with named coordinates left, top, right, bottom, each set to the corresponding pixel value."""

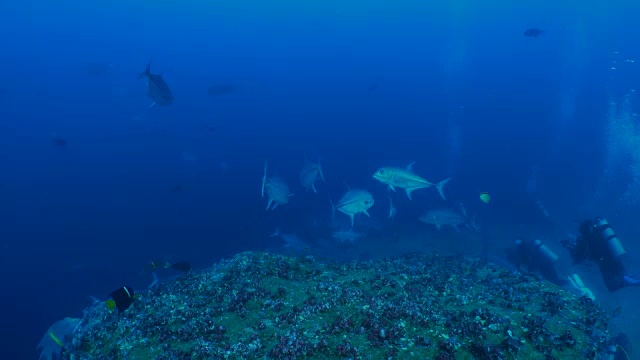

left=299, top=158, right=325, bottom=193
left=139, top=62, right=173, bottom=107
left=261, top=161, right=293, bottom=211
left=373, top=162, right=450, bottom=200
left=332, top=188, right=374, bottom=227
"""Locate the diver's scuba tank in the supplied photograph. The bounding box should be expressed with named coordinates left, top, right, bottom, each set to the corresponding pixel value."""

left=594, top=218, right=626, bottom=257
left=533, top=239, right=559, bottom=262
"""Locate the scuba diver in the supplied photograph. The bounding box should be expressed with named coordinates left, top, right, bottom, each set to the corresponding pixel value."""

left=506, top=238, right=564, bottom=285
left=606, top=332, right=632, bottom=360
left=562, top=217, right=640, bottom=292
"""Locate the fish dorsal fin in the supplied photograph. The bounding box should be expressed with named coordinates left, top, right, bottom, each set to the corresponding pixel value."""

left=406, top=162, right=415, bottom=171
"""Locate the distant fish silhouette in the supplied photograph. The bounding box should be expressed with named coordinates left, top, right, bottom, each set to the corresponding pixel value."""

left=207, top=84, right=235, bottom=96
left=138, top=62, right=173, bottom=107
left=524, top=28, right=544, bottom=38
left=86, top=62, right=116, bottom=77
left=201, top=123, right=217, bottom=133
left=51, top=135, right=67, bottom=148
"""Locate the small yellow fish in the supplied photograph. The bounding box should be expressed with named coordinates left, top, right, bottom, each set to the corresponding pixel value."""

left=480, top=192, right=490, bottom=204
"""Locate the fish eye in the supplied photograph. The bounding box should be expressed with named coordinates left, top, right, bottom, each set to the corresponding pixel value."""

left=379, top=170, right=385, bottom=174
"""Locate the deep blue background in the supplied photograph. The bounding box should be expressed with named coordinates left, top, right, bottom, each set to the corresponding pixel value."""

left=1, top=1, right=639, bottom=358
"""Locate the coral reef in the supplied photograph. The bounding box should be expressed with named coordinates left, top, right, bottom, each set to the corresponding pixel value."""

left=63, top=251, right=610, bottom=359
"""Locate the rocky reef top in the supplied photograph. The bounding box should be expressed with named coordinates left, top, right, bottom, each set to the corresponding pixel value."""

left=64, top=251, right=609, bottom=359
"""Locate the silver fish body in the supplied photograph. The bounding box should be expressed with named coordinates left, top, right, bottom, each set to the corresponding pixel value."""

left=139, top=63, right=173, bottom=106
left=300, top=160, right=324, bottom=193
left=419, top=208, right=468, bottom=231
left=334, top=189, right=374, bottom=227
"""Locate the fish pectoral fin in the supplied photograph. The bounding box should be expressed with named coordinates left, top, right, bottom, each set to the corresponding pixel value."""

left=363, top=210, right=371, bottom=217
left=389, top=185, right=396, bottom=192
left=149, top=101, right=157, bottom=108
left=350, top=215, right=355, bottom=227
left=406, top=188, right=414, bottom=200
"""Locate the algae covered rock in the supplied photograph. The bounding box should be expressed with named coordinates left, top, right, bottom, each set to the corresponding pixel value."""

left=64, top=251, right=610, bottom=359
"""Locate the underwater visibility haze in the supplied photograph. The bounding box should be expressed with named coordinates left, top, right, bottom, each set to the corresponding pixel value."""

left=1, top=0, right=640, bottom=359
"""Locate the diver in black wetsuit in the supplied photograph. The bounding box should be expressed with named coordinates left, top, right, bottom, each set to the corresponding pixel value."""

left=606, top=332, right=632, bottom=360
left=506, top=238, right=564, bottom=285
left=562, top=217, right=640, bottom=291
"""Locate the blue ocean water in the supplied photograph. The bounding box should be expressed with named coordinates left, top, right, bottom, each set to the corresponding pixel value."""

left=1, top=1, right=640, bottom=358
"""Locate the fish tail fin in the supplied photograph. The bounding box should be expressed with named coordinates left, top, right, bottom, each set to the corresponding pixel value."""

left=318, top=157, right=325, bottom=181
left=436, top=178, right=451, bottom=200
left=470, top=213, right=480, bottom=231
left=138, top=61, right=151, bottom=79
left=261, top=161, right=268, bottom=197
left=270, top=228, right=281, bottom=237
left=329, top=198, right=336, bottom=223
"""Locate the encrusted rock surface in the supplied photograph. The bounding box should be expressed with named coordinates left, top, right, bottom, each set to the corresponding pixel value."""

left=63, top=251, right=610, bottom=359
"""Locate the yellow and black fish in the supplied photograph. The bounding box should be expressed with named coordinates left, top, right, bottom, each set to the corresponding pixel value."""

left=105, top=286, right=138, bottom=312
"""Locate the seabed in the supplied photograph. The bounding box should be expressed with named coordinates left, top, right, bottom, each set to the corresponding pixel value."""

left=63, top=250, right=609, bottom=359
